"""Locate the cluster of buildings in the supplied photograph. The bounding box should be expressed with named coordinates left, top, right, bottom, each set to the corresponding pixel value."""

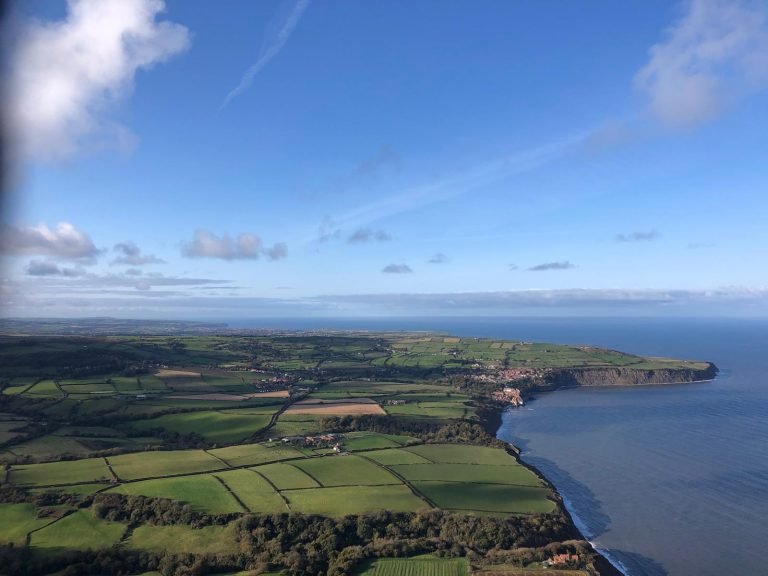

left=491, top=387, right=524, bottom=406
left=473, top=368, right=534, bottom=385
left=545, top=553, right=580, bottom=566
left=280, top=433, right=343, bottom=451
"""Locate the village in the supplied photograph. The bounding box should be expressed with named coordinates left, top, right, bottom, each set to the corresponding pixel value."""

left=491, top=386, right=524, bottom=407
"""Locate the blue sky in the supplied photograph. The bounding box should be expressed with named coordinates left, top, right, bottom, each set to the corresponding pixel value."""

left=2, top=0, right=768, bottom=319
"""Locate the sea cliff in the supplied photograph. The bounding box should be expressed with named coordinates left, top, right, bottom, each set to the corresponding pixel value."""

left=484, top=361, right=718, bottom=576
left=543, top=362, right=718, bottom=388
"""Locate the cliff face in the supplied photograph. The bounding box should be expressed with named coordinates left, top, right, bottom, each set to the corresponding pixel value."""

left=544, top=363, right=718, bottom=388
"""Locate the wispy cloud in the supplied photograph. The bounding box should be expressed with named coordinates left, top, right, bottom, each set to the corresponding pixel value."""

left=306, top=130, right=592, bottom=242
left=347, top=228, right=392, bottom=244
left=354, top=146, right=400, bottom=179
left=528, top=261, right=575, bottom=271
left=310, top=287, right=768, bottom=313
left=428, top=253, right=449, bottom=264
left=182, top=229, right=287, bottom=261
left=0, top=222, right=100, bottom=260
left=220, top=0, right=311, bottom=109
left=26, top=260, right=87, bottom=277
left=615, top=230, right=660, bottom=243
left=7, top=0, right=189, bottom=160
left=635, top=0, right=768, bottom=127
left=6, top=286, right=768, bottom=319
left=112, top=242, right=164, bottom=266
left=382, top=264, right=413, bottom=274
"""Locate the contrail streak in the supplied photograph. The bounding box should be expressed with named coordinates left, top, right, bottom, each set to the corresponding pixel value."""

left=220, top=0, right=310, bottom=110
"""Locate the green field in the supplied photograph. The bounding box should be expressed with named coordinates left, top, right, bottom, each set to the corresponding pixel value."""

left=109, top=475, right=243, bottom=514
left=208, top=442, right=304, bottom=467
left=109, top=449, right=223, bottom=480
left=30, top=510, right=126, bottom=550
left=390, top=463, right=544, bottom=486
left=342, top=432, right=416, bottom=451
left=130, top=408, right=275, bottom=443
left=255, top=462, right=320, bottom=489
left=10, top=457, right=111, bottom=487
left=284, top=485, right=426, bottom=516
left=291, top=455, right=400, bottom=487
left=412, top=482, right=555, bottom=515
left=215, top=469, right=287, bottom=513
left=0, top=503, right=55, bottom=545
left=357, top=556, right=469, bottom=576
left=126, top=523, right=239, bottom=555
left=405, top=445, right=518, bottom=466
left=364, top=448, right=433, bottom=465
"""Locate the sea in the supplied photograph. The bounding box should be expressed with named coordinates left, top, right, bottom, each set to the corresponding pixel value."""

left=228, top=316, right=768, bottom=576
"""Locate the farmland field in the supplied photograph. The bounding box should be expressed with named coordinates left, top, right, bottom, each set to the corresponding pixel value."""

left=214, top=469, right=287, bottom=513
left=109, top=475, right=243, bottom=513
left=405, top=444, right=518, bottom=466
left=10, top=457, right=111, bottom=486
left=283, top=398, right=386, bottom=416
left=208, top=442, right=304, bottom=467
left=0, top=329, right=692, bottom=574
left=126, top=523, right=239, bottom=555
left=109, top=450, right=223, bottom=480
left=364, top=448, right=433, bottom=465
left=290, top=454, right=400, bottom=486
left=356, top=556, right=469, bottom=576
left=129, top=407, right=276, bottom=443
left=255, top=462, right=320, bottom=489
left=411, top=481, right=555, bottom=514
left=0, top=503, right=54, bottom=545
left=30, top=510, right=126, bottom=550
left=283, top=485, right=426, bottom=516
left=390, top=463, right=544, bottom=486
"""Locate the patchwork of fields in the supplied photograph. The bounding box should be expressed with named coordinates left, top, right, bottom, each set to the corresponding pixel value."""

left=0, top=331, right=674, bottom=574
left=6, top=439, right=554, bottom=517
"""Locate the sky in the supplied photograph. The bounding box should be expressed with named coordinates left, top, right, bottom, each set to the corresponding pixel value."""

left=1, top=0, right=767, bottom=320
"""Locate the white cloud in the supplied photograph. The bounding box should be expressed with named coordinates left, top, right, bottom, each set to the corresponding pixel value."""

left=8, top=0, right=190, bottom=160
left=0, top=222, right=99, bottom=259
left=182, top=229, right=287, bottom=261
left=635, top=0, right=768, bottom=127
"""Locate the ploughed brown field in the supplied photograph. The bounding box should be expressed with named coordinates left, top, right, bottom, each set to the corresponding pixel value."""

left=156, top=369, right=201, bottom=378
left=283, top=398, right=386, bottom=415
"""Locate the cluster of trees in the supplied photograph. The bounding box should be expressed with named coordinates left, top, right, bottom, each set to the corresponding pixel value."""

left=91, top=493, right=239, bottom=528
left=0, top=483, right=594, bottom=576
left=319, top=414, right=506, bottom=449
left=320, top=414, right=443, bottom=436
left=0, top=546, right=242, bottom=576
left=233, top=509, right=580, bottom=575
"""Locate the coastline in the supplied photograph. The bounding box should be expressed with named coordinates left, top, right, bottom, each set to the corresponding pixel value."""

left=484, top=366, right=717, bottom=576
left=487, top=401, right=625, bottom=576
